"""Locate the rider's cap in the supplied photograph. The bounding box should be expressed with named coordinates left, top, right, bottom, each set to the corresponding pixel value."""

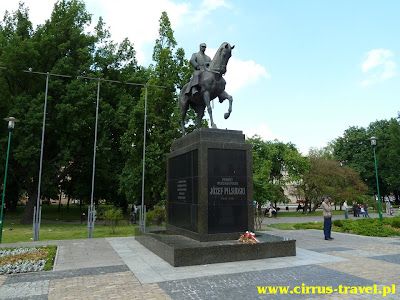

left=200, top=43, right=206, bottom=47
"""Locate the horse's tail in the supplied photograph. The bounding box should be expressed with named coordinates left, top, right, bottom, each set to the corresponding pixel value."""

left=179, top=83, right=190, bottom=135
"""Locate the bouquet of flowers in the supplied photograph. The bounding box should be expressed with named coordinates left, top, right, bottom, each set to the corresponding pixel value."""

left=238, top=231, right=259, bottom=244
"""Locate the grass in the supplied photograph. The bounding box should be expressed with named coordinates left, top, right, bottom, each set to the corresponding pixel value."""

left=1, top=222, right=137, bottom=243
left=267, top=222, right=322, bottom=230
left=5, top=205, right=87, bottom=222
left=276, top=210, right=371, bottom=217
left=267, top=216, right=400, bottom=237
left=43, top=245, right=57, bottom=270
left=1, top=205, right=138, bottom=243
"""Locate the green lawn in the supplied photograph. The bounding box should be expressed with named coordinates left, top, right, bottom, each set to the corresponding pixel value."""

left=266, top=216, right=400, bottom=237
left=276, top=210, right=345, bottom=217
left=1, top=204, right=138, bottom=243
left=1, top=222, right=137, bottom=243
left=5, top=205, right=117, bottom=222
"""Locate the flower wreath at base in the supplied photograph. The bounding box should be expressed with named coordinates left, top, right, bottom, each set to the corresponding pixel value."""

left=238, top=231, right=259, bottom=244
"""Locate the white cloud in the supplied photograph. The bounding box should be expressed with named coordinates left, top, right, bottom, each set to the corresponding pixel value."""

left=361, top=48, right=397, bottom=86
left=0, top=0, right=56, bottom=28
left=206, top=47, right=270, bottom=93
left=86, top=0, right=189, bottom=64
left=225, top=56, right=270, bottom=93
left=243, top=123, right=278, bottom=141
left=188, top=0, right=231, bottom=24
left=0, top=0, right=189, bottom=64
left=0, top=0, right=268, bottom=93
left=0, top=0, right=233, bottom=64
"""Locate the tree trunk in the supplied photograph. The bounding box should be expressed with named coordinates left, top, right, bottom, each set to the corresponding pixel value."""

left=5, top=180, right=19, bottom=212
left=67, top=194, right=70, bottom=209
left=20, top=189, right=37, bottom=224
left=257, top=203, right=262, bottom=214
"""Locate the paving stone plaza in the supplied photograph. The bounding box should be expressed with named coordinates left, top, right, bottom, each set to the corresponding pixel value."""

left=1, top=223, right=399, bottom=299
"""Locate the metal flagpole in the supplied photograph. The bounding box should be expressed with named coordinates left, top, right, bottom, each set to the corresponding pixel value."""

left=33, top=73, right=49, bottom=241
left=0, top=67, right=166, bottom=238
left=140, top=85, right=148, bottom=233
left=88, top=79, right=101, bottom=238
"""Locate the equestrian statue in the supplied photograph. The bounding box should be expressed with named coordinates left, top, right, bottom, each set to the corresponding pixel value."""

left=179, top=42, right=235, bottom=134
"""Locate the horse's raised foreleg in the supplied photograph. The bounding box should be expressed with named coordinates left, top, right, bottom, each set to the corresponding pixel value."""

left=204, top=91, right=217, bottom=128
left=218, top=91, right=233, bottom=119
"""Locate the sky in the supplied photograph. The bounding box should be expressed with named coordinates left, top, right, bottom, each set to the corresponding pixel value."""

left=1, top=0, right=399, bottom=154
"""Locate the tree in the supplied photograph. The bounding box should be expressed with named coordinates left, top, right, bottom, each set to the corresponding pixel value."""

left=0, top=0, right=143, bottom=223
left=333, top=117, right=400, bottom=203
left=119, top=12, right=189, bottom=208
left=0, top=3, right=43, bottom=217
left=379, top=118, right=400, bottom=202
left=300, top=155, right=368, bottom=211
left=247, top=136, right=308, bottom=209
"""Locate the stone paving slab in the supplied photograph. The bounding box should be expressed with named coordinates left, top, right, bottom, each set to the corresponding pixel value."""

left=0, top=276, right=5, bottom=286
left=48, top=271, right=170, bottom=300
left=158, top=265, right=374, bottom=300
left=54, top=239, right=123, bottom=271
left=368, top=254, right=400, bottom=265
left=0, top=280, right=49, bottom=300
left=323, top=254, right=400, bottom=286
left=267, top=229, right=400, bottom=252
left=6, top=296, right=48, bottom=300
left=4, top=265, right=129, bottom=284
left=1, top=230, right=400, bottom=299
left=109, top=238, right=346, bottom=284
left=262, top=212, right=398, bottom=225
left=308, top=247, right=353, bottom=253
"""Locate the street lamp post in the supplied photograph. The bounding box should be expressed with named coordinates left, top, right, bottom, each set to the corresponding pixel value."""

left=370, top=136, right=383, bottom=221
left=0, top=117, right=17, bottom=243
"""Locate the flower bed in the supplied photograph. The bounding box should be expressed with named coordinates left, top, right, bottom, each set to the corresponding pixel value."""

left=0, top=246, right=57, bottom=274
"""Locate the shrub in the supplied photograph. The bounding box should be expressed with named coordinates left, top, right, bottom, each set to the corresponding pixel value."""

left=333, top=220, right=343, bottom=227
left=95, top=205, right=114, bottom=220
left=390, top=219, right=400, bottom=229
left=293, top=222, right=322, bottom=230
left=104, top=208, right=123, bottom=233
left=146, top=203, right=166, bottom=226
left=340, top=218, right=398, bottom=237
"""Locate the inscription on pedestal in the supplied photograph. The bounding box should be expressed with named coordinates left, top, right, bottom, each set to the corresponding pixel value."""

left=209, top=177, right=247, bottom=201
left=208, top=148, right=248, bottom=233
left=168, top=150, right=198, bottom=232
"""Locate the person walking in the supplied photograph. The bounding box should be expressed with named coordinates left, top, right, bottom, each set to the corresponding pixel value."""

left=364, top=203, right=370, bottom=218
left=321, top=196, right=333, bottom=240
left=343, top=200, right=349, bottom=219
left=360, top=205, right=366, bottom=217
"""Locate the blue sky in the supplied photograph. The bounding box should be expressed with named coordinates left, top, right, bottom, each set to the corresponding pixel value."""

left=1, top=0, right=399, bottom=153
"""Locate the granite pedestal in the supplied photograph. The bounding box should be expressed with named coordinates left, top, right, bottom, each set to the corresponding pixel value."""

left=166, top=128, right=254, bottom=241
left=136, top=230, right=296, bottom=267
left=136, top=128, right=296, bottom=266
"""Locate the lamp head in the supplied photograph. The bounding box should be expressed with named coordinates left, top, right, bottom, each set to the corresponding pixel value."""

left=370, top=136, right=377, bottom=146
left=4, top=117, right=18, bottom=130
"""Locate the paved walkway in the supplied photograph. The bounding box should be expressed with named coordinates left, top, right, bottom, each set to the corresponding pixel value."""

left=1, top=226, right=400, bottom=299
left=263, top=211, right=397, bottom=224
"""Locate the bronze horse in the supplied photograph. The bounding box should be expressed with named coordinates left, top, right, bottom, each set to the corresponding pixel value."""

left=179, top=42, right=235, bottom=134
